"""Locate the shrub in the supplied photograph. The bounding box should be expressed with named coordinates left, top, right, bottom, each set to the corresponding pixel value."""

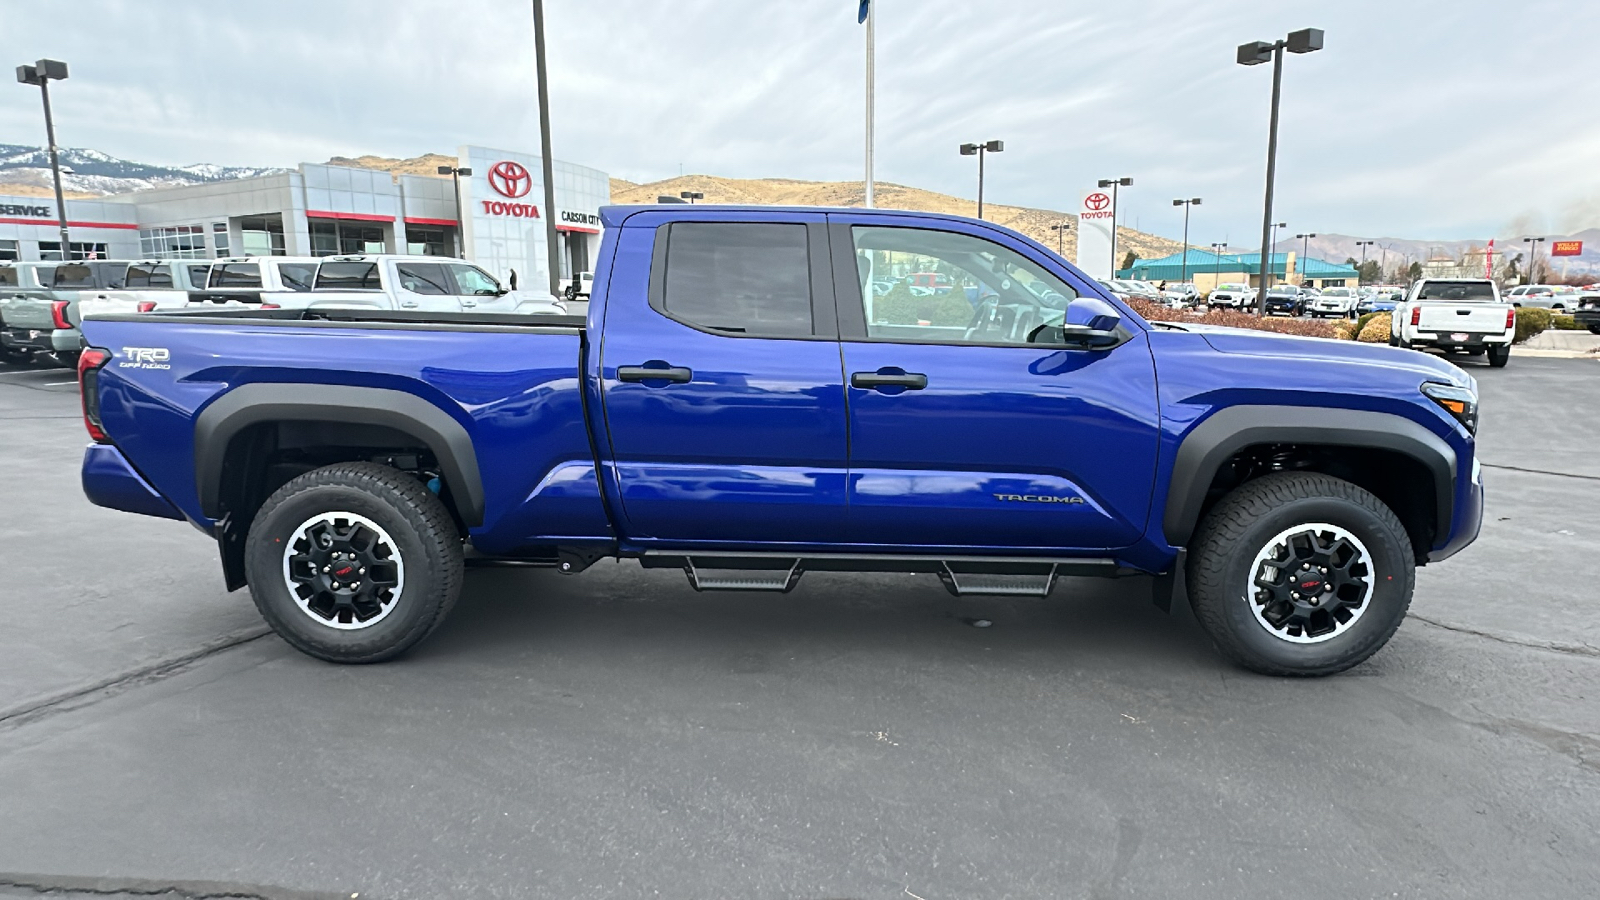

left=1513, top=307, right=1552, bottom=344
left=1357, top=312, right=1391, bottom=343
left=1552, top=314, right=1583, bottom=331
left=1125, top=296, right=1339, bottom=339
left=1354, top=312, right=1380, bottom=335
left=872, top=280, right=973, bottom=327
left=1332, top=320, right=1358, bottom=341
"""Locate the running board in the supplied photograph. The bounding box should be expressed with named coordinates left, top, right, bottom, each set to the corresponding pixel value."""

left=938, top=563, right=1059, bottom=598
left=683, top=558, right=803, bottom=593
left=641, top=551, right=1121, bottom=597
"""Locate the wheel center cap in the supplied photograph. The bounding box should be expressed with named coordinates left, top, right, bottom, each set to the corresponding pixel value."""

left=1293, top=571, right=1327, bottom=596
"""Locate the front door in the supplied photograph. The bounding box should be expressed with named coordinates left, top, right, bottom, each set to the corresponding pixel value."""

left=599, top=213, right=847, bottom=545
left=445, top=261, right=520, bottom=314
left=831, top=215, right=1160, bottom=552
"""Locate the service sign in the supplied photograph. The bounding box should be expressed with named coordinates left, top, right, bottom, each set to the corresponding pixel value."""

left=1551, top=240, right=1583, bottom=257
left=1075, top=189, right=1116, bottom=281
left=0, top=203, right=53, bottom=218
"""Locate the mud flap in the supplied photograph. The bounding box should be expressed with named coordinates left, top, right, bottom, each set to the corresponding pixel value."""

left=1151, top=548, right=1187, bottom=613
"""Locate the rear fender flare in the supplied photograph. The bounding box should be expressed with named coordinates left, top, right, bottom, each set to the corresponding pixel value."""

left=193, top=383, right=484, bottom=526
left=1163, top=405, right=1455, bottom=547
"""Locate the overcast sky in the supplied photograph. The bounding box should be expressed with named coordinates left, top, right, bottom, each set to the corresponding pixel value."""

left=3, top=0, right=1597, bottom=244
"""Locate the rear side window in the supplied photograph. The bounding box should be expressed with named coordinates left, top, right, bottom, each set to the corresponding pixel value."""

left=125, top=264, right=174, bottom=289
left=277, top=262, right=316, bottom=292
left=187, top=265, right=211, bottom=288
left=316, top=261, right=381, bottom=290
left=660, top=222, right=813, bottom=336
left=51, top=264, right=97, bottom=288
left=0, top=267, right=17, bottom=287
left=211, top=264, right=262, bottom=288
left=1417, top=281, right=1495, bottom=301
left=396, top=262, right=450, bottom=295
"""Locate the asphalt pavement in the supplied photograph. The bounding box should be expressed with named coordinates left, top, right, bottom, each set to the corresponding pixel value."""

left=0, top=352, right=1597, bottom=900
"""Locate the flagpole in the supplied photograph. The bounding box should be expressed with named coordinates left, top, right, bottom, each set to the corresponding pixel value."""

left=864, top=0, right=875, bottom=208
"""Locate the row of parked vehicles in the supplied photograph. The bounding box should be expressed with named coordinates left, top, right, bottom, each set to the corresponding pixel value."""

left=0, top=255, right=568, bottom=367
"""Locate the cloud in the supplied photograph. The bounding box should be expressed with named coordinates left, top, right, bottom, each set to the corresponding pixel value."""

left=2, top=0, right=1596, bottom=242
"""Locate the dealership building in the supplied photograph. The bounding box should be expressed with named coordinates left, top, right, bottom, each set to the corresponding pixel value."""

left=0, top=144, right=609, bottom=288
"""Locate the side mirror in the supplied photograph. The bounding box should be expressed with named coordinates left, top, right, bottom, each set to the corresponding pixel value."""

left=1061, top=296, right=1122, bottom=346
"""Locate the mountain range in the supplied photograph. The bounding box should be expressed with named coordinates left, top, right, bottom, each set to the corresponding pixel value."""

left=0, top=143, right=285, bottom=197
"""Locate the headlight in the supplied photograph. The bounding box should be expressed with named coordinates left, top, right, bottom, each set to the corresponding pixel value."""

left=1421, top=381, right=1478, bottom=434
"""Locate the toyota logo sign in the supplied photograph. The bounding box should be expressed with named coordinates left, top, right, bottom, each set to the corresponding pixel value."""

left=488, top=161, right=533, bottom=199
left=1085, top=192, right=1111, bottom=211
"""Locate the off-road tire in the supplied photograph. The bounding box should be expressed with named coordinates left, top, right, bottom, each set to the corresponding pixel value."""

left=244, top=462, right=464, bottom=663
left=1486, top=344, right=1510, bottom=368
left=1187, top=472, right=1415, bottom=677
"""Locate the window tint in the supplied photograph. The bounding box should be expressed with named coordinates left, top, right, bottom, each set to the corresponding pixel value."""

left=446, top=264, right=502, bottom=296
left=0, top=267, right=18, bottom=287
left=126, top=264, right=174, bottom=289
left=1417, top=281, right=1496, bottom=301
left=187, top=265, right=211, bottom=288
left=212, top=264, right=262, bottom=288
left=661, top=223, right=812, bottom=336
left=396, top=262, right=450, bottom=295
left=315, top=261, right=381, bottom=290
left=51, top=264, right=96, bottom=288
left=277, top=262, right=317, bottom=292
left=850, top=226, right=1076, bottom=345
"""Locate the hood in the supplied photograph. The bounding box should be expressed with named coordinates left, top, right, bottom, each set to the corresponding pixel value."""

left=1160, top=322, right=1474, bottom=390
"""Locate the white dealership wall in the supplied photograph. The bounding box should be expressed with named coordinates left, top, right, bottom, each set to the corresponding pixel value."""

left=0, top=194, right=140, bottom=260
left=457, top=144, right=610, bottom=291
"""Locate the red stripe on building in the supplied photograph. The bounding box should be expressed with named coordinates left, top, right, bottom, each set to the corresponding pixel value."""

left=305, top=210, right=395, bottom=223
left=556, top=224, right=600, bottom=234
left=0, top=217, right=140, bottom=230
left=403, top=216, right=459, bottom=227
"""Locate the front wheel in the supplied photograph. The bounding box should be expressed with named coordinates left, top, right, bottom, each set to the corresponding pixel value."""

left=1587, top=324, right=1600, bottom=335
left=1186, top=472, right=1415, bottom=676
left=244, top=462, right=464, bottom=663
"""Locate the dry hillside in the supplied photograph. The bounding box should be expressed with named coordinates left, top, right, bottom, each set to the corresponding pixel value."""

left=0, top=180, right=102, bottom=201
left=325, top=154, right=1184, bottom=265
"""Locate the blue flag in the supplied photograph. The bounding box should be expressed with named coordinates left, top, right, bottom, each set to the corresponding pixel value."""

left=858, top=0, right=870, bottom=24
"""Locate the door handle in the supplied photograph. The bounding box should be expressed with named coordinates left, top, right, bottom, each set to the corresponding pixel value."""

left=850, top=370, right=928, bottom=391
left=399, top=299, right=419, bottom=308
left=618, top=364, right=693, bottom=384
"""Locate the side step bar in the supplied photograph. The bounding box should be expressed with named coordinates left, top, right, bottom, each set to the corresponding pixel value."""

left=641, top=551, right=1122, bottom=597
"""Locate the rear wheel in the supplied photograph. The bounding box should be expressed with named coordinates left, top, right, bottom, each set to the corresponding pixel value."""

left=1187, top=472, right=1415, bottom=677
left=1588, top=324, right=1600, bottom=335
left=1486, top=344, right=1510, bottom=368
left=244, top=462, right=463, bottom=663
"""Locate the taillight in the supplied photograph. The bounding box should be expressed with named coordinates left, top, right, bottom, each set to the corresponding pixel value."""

left=51, top=300, right=71, bottom=329
left=1505, top=308, right=1516, bottom=329
left=136, top=301, right=156, bottom=313
left=1410, top=306, right=1422, bottom=326
left=77, top=347, right=112, bottom=444
left=260, top=302, right=281, bottom=310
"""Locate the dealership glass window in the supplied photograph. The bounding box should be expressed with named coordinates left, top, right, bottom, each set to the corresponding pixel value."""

left=849, top=226, right=1076, bottom=345
left=125, top=264, right=174, bottom=289
left=212, top=223, right=230, bottom=258
left=395, top=262, right=450, bottom=295
left=277, top=262, right=317, bottom=292
left=239, top=216, right=286, bottom=257
left=38, top=241, right=109, bottom=261
left=315, top=261, right=382, bottom=291
left=659, top=222, right=813, bottom=337
left=212, top=263, right=262, bottom=288
left=405, top=226, right=448, bottom=257
left=339, top=224, right=385, bottom=255
left=0, top=239, right=18, bottom=262
left=139, top=225, right=207, bottom=259
left=309, top=220, right=338, bottom=256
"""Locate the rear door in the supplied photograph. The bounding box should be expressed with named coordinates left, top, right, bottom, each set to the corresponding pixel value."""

left=598, top=212, right=848, bottom=544
left=829, top=213, right=1160, bottom=552
left=391, top=260, right=455, bottom=310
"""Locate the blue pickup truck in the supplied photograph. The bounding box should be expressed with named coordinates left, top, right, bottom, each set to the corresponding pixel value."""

left=76, top=206, right=1484, bottom=676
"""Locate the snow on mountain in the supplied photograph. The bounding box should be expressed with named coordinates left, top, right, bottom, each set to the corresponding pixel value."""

left=0, top=143, right=287, bottom=196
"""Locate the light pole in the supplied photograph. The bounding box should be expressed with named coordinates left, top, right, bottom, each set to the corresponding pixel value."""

left=15, top=59, right=71, bottom=257
left=680, top=191, right=704, bottom=204
left=435, top=165, right=472, bottom=257
left=1238, top=27, right=1325, bottom=314
left=959, top=140, right=1004, bottom=219
left=1098, top=176, right=1133, bottom=275
left=1210, top=242, right=1229, bottom=287
left=860, top=0, right=874, bottom=208
left=531, top=0, right=562, bottom=298
left=1173, top=197, right=1201, bottom=282
left=1049, top=219, right=1071, bottom=256
left=1295, top=232, right=1316, bottom=285
left=1354, top=238, right=1375, bottom=283
left=1522, top=236, right=1546, bottom=284
left=1266, top=221, right=1287, bottom=289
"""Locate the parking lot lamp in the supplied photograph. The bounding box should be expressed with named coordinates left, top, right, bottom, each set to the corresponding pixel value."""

left=1238, top=27, right=1324, bottom=313
left=1354, top=239, right=1375, bottom=282
left=532, top=0, right=562, bottom=298
left=1174, top=198, right=1201, bottom=282
left=1522, top=236, right=1546, bottom=284
left=959, top=140, right=1004, bottom=219
left=1295, top=232, right=1316, bottom=284
left=1266, top=221, right=1287, bottom=288
left=1049, top=219, right=1070, bottom=255
left=680, top=191, right=704, bottom=204
left=15, top=59, right=71, bottom=256
left=1097, top=177, right=1133, bottom=276
left=436, top=165, right=472, bottom=256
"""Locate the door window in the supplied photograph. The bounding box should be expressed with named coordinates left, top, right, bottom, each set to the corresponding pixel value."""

left=126, top=264, right=174, bottom=288
left=315, top=262, right=381, bottom=291
left=187, top=265, right=212, bottom=288
left=211, top=264, right=262, bottom=288
left=277, top=262, right=317, bottom=292
left=446, top=263, right=503, bottom=296
left=396, top=262, right=451, bottom=295
left=850, top=226, right=1077, bottom=345
left=657, top=222, right=813, bottom=336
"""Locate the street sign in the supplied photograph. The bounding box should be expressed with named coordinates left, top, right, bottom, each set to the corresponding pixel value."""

left=1551, top=240, right=1583, bottom=257
left=1075, top=189, right=1116, bottom=280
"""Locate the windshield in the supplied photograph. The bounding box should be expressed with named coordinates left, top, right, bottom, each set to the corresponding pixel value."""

left=1417, top=281, right=1496, bottom=301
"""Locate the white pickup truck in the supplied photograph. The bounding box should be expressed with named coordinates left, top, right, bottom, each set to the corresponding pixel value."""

left=192, top=254, right=566, bottom=316
left=1390, top=277, right=1515, bottom=368
left=1, top=260, right=197, bottom=366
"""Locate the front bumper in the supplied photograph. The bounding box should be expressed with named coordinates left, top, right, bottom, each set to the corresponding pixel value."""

left=1428, top=456, right=1484, bottom=563
left=82, top=444, right=184, bottom=520
left=2, top=326, right=82, bottom=354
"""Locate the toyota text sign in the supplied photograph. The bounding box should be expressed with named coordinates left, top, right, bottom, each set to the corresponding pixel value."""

left=1075, top=188, right=1117, bottom=280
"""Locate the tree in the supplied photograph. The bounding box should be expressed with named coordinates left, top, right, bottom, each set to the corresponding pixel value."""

left=1406, top=261, right=1422, bottom=282
left=1120, top=250, right=1139, bottom=273
left=1357, top=260, right=1382, bottom=285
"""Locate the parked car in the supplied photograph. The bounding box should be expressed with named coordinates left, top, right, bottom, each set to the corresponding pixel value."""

left=1502, top=284, right=1581, bottom=311
left=189, top=256, right=326, bottom=307
left=1357, top=289, right=1403, bottom=315
left=78, top=203, right=1483, bottom=677
left=1207, top=283, right=1253, bottom=309
left=1308, top=286, right=1358, bottom=318
left=1113, top=280, right=1162, bottom=303
left=1391, top=278, right=1515, bottom=367
left=0, top=261, right=58, bottom=363
left=1263, top=285, right=1305, bottom=317
left=1573, top=293, right=1600, bottom=334
left=193, top=255, right=567, bottom=316
left=1160, top=282, right=1199, bottom=307
left=1097, top=280, right=1132, bottom=302
left=1, top=260, right=192, bottom=367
